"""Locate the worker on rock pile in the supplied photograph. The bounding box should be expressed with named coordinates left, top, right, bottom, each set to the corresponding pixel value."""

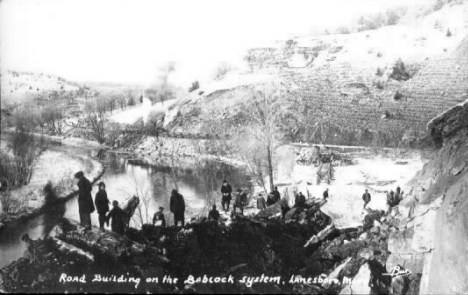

left=257, top=193, right=267, bottom=210
left=75, top=171, right=95, bottom=230
left=295, top=191, right=306, bottom=208
left=232, top=188, right=247, bottom=215
left=362, top=189, right=371, bottom=210
left=272, top=186, right=281, bottom=203
left=220, top=180, right=232, bottom=212
left=170, top=189, right=186, bottom=227
left=280, top=196, right=290, bottom=219
left=208, top=204, right=220, bottom=222
left=94, top=182, right=110, bottom=231
left=153, top=206, right=166, bottom=227
left=107, top=200, right=125, bottom=234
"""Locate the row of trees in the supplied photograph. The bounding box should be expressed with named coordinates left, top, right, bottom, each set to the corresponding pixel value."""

left=330, top=6, right=409, bottom=35
left=8, top=104, right=65, bottom=135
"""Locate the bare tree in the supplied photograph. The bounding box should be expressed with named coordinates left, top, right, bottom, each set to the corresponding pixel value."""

left=84, top=98, right=107, bottom=144
left=41, top=105, right=65, bottom=135
left=241, top=84, right=285, bottom=192
left=124, top=87, right=136, bottom=107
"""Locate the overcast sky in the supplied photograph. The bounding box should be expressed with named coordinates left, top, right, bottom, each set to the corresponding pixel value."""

left=0, top=0, right=432, bottom=86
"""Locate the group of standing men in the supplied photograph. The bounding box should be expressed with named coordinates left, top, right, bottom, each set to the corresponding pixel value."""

left=361, top=186, right=403, bottom=213
left=75, top=171, right=126, bottom=234
left=75, top=171, right=188, bottom=232
left=220, top=180, right=248, bottom=215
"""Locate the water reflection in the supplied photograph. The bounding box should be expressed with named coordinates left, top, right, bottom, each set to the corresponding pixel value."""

left=98, top=152, right=251, bottom=227
left=0, top=144, right=249, bottom=268
left=0, top=201, right=66, bottom=268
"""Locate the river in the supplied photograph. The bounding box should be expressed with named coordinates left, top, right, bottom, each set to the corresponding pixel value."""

left=0, top=137, right=250, bottom=268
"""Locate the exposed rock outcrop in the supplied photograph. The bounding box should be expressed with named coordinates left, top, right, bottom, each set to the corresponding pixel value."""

left=388, top=98, right=468, bottom=294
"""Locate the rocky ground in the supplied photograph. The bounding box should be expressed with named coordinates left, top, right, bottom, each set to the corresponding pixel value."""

left=0, top=188, right=421, bottom=294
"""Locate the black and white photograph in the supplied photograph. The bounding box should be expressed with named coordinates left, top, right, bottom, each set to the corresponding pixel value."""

left=0, top=0, right=467, bottom=293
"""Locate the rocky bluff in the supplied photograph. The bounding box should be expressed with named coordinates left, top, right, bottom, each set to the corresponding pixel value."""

left=168, top=32, right=468, bottom=147
left=390, top=99, right=468, bottom=294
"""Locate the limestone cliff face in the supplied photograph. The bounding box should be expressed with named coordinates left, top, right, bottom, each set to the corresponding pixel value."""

left=393, top=99, right=468, bottom=294
left=169, top=28, right=468, bottom=147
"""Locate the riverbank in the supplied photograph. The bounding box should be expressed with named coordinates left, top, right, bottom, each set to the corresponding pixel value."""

left=0, top=149, right=104, bottom=231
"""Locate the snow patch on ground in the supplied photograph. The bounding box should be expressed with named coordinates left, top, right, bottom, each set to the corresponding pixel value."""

left=277, top=154, right=425, bottom=229
left=1, top=150, right=103, bottom=218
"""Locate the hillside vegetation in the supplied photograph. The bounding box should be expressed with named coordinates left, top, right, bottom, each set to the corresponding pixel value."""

left=158, top=0, right=468, bottom=148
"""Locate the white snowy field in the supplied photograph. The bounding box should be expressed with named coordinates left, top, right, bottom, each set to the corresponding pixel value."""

left=302, top=156, right=424, bottom=228
left=264, top=152, right=426, bottom=229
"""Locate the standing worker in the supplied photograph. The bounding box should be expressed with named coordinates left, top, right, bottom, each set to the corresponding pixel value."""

left=362, top=189, right=371, bottom=210
left=208, top=205, right=220, bottom=222
left=323, top=188, right=329, bottom=201
left=256, top=193, right=267, bottom=210
left=295, top=191, right=306, bottom=208
left=75, top=171, right=95, bottom=230
left=232, top=188, right=247, bottom=215
left=280, top=197, right=290, bottom=219
left=153, top=207, right=166, bottom=227
left=272, top=186, right=281, bottom=204
left=107, top=200, right=125, bottom=234
left=170, top=189, right=186, bottom=227
left=221, top=180, right=233, bottom=212
left=94, top=182, right=110, bottom=231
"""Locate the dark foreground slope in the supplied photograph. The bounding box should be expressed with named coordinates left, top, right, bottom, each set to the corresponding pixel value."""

left=0, top=199, right=405, bottom=294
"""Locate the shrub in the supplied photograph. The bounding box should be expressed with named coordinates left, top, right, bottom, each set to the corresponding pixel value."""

left=374, top=80, right=385, bottom=90
left=105, top=122, right=123, bottom=147
left=394, top=91, right=403, bottom=101
left=0, top=189, right=24, bottom=214
left=390, top=59, right=411, bottom=81
left=335, top=26, right=351, bottom=34
left=0, top=149, right=36, bottom=189
left=376, top=68, right=384, bottom=76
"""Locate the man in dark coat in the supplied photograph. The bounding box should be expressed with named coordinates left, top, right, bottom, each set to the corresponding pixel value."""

left=94, top=182, right=110, bottom=230
left=170, top=189, right=185, bottom=227
left=232, top=188, right=247, bottom=215
left=266, top=193, right=275, bottom=207
left=323, top=188, right=329, bottom=201
left=153, top=207, right=166, bottom=227
left=280, top=197, right=290, bottom=219
left=75, top=171, right=95, bottom=229
left=295, top=192, right=306, bottom=208
left=257, top=193, right=267, bottom=210
left=272, top=186, right=281, bottom=203
left=362, top=189, right=371, bottom=209
left=107, top=200, right=125, bottom=234
left=208, top=204, right=220, bottom=222
left=221, top=180, right=232, bottom=212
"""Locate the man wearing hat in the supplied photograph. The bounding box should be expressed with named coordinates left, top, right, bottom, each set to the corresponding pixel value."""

left=232, top=188, right=247, bottom=215
left=74, top=171, right=95, bottom=229
left=323, top=188, right=329, bottom=201
left=94, top=181, right=110, bottom=230
left=220, top=179, right=233, bottom=212
left=170, top=189, right=186, bottom=227
left=362, top=189, right=371, bottom=210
